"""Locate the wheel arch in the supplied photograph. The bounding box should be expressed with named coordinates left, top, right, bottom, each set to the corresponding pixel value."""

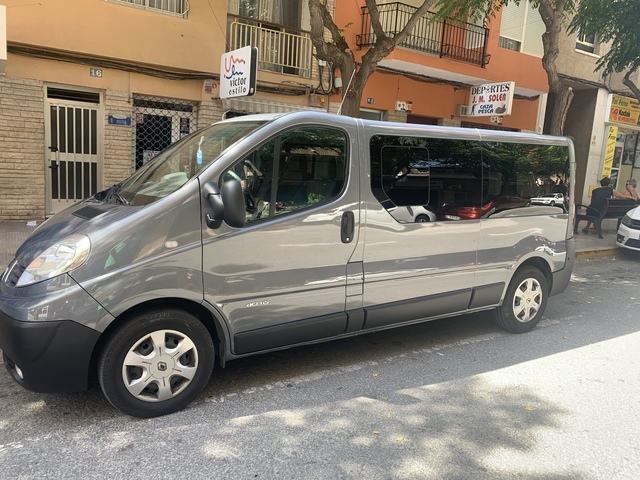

left=511, top=256, right=553, bottom=294
left=88, top=298, right=228, bottom=386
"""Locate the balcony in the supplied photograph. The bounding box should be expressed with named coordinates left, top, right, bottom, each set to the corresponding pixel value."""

left=356, top=2, right=490, bottom=68
left=227, top=14, right=313, bottom=78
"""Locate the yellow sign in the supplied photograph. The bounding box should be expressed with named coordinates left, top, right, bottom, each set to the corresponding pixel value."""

left=609, top=95, right=640, bottom=126
left=602, top=125, right=618, bottom=177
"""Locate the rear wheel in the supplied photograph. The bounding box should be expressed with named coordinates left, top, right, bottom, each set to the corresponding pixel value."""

left=415, top=214, right=431, bottom=223
left=98, top=309, right=214, bottom=418
left=493, top=266, right=548, bottom=333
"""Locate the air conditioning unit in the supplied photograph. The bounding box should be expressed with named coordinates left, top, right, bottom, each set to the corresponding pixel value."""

left=395, top=101, right=409, bottom=112
left=456, top=104, right=469, bottom=117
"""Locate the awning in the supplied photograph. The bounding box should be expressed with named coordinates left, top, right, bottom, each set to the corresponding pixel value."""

left=222, top=97, right=326, bottom=115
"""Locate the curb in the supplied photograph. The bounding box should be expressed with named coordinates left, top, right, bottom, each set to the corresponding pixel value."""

left=575, top=246, right=619, bottom=260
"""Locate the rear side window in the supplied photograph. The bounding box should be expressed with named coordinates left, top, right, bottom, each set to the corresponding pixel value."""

left=223, top=126, right=348, bottom=223
left=370, top=135, right=569, bottom=221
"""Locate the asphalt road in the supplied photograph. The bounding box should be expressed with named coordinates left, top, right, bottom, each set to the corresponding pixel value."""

left=1, top=254, right=639, bottom=479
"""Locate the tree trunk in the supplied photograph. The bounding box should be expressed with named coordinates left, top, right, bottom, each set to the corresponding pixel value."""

left=539, top=0, right=573, bottom=136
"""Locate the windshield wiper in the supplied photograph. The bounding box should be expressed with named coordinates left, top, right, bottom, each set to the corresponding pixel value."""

left=104, top=182, right=130, bottom=205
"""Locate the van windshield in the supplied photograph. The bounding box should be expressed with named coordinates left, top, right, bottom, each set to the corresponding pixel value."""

left=103, top=120, right=266, bottom=206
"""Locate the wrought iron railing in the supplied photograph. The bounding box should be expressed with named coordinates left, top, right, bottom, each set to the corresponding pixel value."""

left=227, top=15, right=313, bottom=77
left=356, top=2, right=490, bottom=67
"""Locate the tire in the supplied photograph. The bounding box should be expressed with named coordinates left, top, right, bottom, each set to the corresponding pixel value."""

left=415, top=214, right=430, bottom=223
left=98, top=309, right=215, bottom=418
left=493, top=266, right=548, bottom=333
left=550, top=201, right=556, bottom=206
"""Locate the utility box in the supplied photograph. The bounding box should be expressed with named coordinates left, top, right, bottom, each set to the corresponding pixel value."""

left=308, top=94, right=326, bottom=108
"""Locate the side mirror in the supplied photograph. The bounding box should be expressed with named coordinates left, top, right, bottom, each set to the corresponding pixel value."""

left=202, top=180, right=246, bottom=229
left=220, top=179, right=246, bottom=228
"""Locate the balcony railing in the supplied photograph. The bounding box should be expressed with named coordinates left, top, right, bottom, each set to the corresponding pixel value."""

left=227, top=15, right=313, bottom=78
left=356, top=2, right=490, bottom=68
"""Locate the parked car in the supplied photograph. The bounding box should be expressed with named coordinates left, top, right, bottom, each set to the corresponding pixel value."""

left=617, top=206, right=640, bottom=251
left=388, top=205, right=436, bottom=223
left=530, top=193, right=565, bottom=207
left=437, top=195, right=529, bottom=221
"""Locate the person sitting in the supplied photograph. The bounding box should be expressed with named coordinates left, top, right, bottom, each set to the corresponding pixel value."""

left=581, top=177, right=628, bottom=233
left=623, top=179, right=638, bottom=202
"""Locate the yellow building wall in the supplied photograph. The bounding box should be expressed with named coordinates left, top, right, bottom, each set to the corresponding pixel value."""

left=2, top=0, right=225, bottom=73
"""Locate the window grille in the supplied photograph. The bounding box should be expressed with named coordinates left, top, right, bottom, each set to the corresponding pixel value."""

left=108, top=0, right=189, bottom=17
left=132, top=95, right=198, bottom=169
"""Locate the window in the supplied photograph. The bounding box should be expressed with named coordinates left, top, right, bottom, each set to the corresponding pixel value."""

left=108, top=0, right=189, bottom=17
left=498, top=0, right=544, bottom=57
left=222, top=126, right=347, bottom=223
left=370, top=135, right=570, bottom=222
left=576, top=28, right=597, bottom=54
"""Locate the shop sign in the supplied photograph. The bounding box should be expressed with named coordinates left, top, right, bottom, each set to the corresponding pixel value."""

left=608, top=94, right=640, bottom=126
left=467, top=81, right=515, bottom=117
left=602, top=126, right=618, bottom=178
left=220, top=46, right=257, bottom=99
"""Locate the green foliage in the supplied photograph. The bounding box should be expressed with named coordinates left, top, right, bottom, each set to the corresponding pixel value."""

left=571, top=0, right=640, bottom=76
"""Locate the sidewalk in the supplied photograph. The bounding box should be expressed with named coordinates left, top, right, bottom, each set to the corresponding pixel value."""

left=0, top=218, right=623, bottom=268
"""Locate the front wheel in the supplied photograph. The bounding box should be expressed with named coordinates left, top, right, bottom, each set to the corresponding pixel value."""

left=98, top=309, right=215, bottom=418
left=493, top=266, right=548, bottom=333
left=415, top=214, right=431, bottom=223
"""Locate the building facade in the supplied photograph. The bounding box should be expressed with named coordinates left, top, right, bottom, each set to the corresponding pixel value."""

left=333, top=0, right=549, bottom=132
left=0, top=0, right=325, bottom=221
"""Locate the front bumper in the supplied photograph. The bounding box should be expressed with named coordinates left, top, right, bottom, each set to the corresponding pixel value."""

left=0, top=313, right=100, bottom=392
left=617, top=224, right=640, bottom=251
left=0, top=273, right=110, bottom=393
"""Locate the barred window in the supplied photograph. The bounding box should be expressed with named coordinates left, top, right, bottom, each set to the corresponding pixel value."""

left=108, top=0, right=189, bottom=17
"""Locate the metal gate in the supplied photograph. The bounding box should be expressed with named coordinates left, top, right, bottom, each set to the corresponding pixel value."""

left=132, top=95, right=198, bottom=169
left=45, top=88, right=102, bottom=215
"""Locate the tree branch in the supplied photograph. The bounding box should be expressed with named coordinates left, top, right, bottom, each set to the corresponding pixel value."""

left=622, top=65, right=640, bottom=102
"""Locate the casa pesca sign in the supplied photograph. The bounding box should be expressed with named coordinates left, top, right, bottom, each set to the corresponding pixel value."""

left=467, top=81, right=515, bottom=117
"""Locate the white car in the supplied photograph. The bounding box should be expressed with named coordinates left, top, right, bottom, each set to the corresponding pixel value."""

left=388, top=205, right=436, bottom=223
left=617, top=206, right=640, bottom=251
left=530, top=193, right=565, bottom=206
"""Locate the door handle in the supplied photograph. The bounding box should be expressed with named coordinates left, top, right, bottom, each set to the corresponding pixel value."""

left=49, top=159, right=59, bottom=169
left=341, top=211, right=355, bottom=243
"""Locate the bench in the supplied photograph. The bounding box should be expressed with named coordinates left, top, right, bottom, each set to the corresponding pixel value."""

left=575, top=198, right=638, bottom=238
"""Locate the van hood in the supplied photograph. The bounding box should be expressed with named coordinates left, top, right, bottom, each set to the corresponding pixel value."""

left=628, top=206, right=640, bottom=220
left=13, top=199, right=140, bottom=267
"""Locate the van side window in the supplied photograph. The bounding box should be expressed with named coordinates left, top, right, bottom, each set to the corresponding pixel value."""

left=370, top=135, right=483, bottom=221
left=222, top=126, right=347, bottom=224
left=370, top=136, right=570, bottom=222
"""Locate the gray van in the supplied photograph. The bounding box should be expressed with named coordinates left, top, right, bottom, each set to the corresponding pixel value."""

left=0, top=111, right=575, bottom=417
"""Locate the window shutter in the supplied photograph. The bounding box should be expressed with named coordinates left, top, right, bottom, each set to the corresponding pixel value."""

left=499, top=1, right=527, bottom=43
left=522, top=2, right=545, bottom=57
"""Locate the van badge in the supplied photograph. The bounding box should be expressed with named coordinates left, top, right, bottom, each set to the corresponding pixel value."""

left=246, top=301, right=269, bottom=308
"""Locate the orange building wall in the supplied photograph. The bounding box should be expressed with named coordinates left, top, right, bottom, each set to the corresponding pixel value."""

left=334, top=2, right=548, bottom=130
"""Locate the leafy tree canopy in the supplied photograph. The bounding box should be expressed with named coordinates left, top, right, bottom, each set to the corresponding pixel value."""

left=570, top=0, right=640, bottom=100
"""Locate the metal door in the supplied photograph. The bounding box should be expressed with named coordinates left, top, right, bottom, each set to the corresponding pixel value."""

left=45, top=97, right=101, bottom=215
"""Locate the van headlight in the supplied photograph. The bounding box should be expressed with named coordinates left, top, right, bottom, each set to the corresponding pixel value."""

left=621, top=214, right=632, bottom=227
left=17, top=234, right=91, bottom=287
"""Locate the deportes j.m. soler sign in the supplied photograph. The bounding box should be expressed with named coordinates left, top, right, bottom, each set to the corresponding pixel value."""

left=220, top=46, right=257, bottom=99
left=467, top=81, right=515, bottom=117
